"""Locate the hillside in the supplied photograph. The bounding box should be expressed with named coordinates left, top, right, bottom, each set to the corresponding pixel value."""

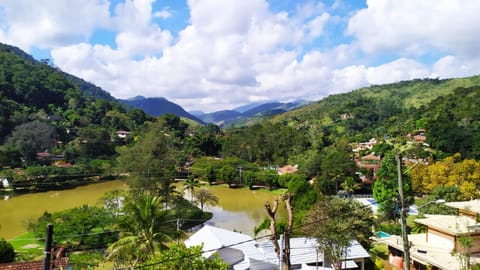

left=269, top=76, right=480, bottom=158
left=0, top=42, right=154, bottom=170
left=120, top=96, right=204, bottom=123
left=274, top=76, right=480, bottom=125
left=0, top=43, right=115, bottom=101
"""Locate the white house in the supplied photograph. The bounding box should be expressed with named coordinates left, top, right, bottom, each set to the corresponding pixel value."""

left=185, top=225, right=370, bottom=270
left=383, top=199, right=480, bottom=270
left=185, top=225, right=276, bottom=270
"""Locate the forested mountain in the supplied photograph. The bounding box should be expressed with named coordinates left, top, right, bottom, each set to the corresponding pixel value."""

left=0, top=43, right=115, bottom=101
left=0, top=43, right=153, bottom=172
left=119, top=96, right=203, bottom=123
left=269, top=76, right=480, bottom=158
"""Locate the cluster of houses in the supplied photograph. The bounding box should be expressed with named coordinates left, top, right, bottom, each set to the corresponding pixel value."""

left=352, top=130, right=431, bottom=184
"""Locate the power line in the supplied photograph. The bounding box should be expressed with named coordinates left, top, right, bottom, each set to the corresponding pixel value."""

left=123, top=197, right=384, bottom=269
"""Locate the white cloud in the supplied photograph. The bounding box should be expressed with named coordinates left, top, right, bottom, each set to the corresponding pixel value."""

left=347, top=0, right=480, bottom=57
left=153, top=7, right=172, bottom=19
left=366, top=58, right=430, bottom=85
left=432, top=55, right=480, bottom=79
left=2, top=0, right=480, bottom=112
left=0, top=0, right=110, bottom=51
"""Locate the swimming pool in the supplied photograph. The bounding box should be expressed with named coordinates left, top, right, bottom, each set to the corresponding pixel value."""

left=376, top=231, right=392, bottom=238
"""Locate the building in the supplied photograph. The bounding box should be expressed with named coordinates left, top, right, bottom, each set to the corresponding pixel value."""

left=185, top=225, right=370, bottom=270
left=383, top=199, right=480, bottom=269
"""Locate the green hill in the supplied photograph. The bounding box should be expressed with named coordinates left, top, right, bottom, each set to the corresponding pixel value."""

left=0, top=43, right=153, bottom=170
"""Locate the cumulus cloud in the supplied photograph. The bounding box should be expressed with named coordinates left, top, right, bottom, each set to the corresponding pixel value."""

left=347, top=0, right=480, bottom=57
left=0, top=0, right=110, bottom=50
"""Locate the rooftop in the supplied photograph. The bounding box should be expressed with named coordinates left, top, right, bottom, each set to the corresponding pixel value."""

left=415, top=215, right=480, bottom=235
left=382, top=234, right=480, bottom=270
left=445, top=199, right=480, bottom=215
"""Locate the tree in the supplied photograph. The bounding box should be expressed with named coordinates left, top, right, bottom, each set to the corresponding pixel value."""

left=195, top=188, right=219, bottom=211
left=6, top=120, right=56, bottom=163
left=203, top=165, right=216, bottom=184
left=411, top=154, right=480, bottom=199
left=316, top=145, right=356, bottom=195
left=340, top=177, right=360, bottom=197
left=257, top=169, right=278, bottom=189
left=243, top=170, right=257, bottom=189
left=28, top=206, right=115, bottom=249
left=108, top=194, right=172, bottom=267
left=219, top=165, right=236, bottom=186
left=116, top=121, right=178, bottom=194
left=183, top=176, right=201, bottom=202
left=373, top=151, right=413, bottom=220
left=302, top=196, right=374, bottom=270
left=0, top=238, right=15, bottom=263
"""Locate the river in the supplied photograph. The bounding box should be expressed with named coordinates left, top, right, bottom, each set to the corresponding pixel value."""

left=0, top=180, right=286, bottom=239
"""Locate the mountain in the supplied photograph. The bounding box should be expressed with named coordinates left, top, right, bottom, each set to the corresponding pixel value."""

left=195, top=100, right=311, bottom=126
left=0, top=43, right=115, bottom=101
left=120, top=96, right=204, bottom=123
left=195, top=110, right=243, bottom=125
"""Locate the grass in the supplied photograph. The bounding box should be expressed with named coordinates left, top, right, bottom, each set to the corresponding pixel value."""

left=9, top=232, right=44, bottom=260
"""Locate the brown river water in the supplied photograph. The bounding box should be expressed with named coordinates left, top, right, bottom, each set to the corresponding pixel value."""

left=0, top=180, right=286, bottom=239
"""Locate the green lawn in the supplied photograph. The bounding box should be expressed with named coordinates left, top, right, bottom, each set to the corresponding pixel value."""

left=9, top=232, right=44, bottom=260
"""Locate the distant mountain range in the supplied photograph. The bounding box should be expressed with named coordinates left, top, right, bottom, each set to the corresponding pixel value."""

left=119, top=96, right=204, bottom=123
left=192, top=100, right=311, bottom=126
left=122, top=96, right=311, bottom=126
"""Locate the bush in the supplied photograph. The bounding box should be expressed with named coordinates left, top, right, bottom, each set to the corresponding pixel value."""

left=0, top=238, right=15, bottom=263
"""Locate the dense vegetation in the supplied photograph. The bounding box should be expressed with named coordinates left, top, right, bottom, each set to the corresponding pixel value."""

left=1, top=43, right=480, bottom=268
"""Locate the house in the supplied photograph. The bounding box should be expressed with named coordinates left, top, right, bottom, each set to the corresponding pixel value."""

left=185, top=225, right=277, bottom=270
left=383, top=199, right=480, bottom=270
left=185, top=225, right=370, bottom=270
left=0, top=258, right=68, bottom=270
left=0, top=246, right=68, bottom=270
left=115, top=130, right=131, bottom=139
left=277, top=165, right=298, bottom=175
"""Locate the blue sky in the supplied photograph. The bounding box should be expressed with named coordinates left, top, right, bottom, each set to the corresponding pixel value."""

left=1, top=0, right=479, bottom=112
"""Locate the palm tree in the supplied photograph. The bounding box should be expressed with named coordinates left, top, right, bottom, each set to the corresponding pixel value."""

left=183, top=176, right=201, bottom=202
left=196, top=188, right=219, bottom=211
left=107, top=193, right=171, bottom=267
left=340, top=177, right=360, bottom=197
left=158, top=178, right=179, bottom=210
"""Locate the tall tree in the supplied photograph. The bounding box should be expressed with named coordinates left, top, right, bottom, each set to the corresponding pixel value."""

left=302, top=196, right=374, bottom=270
left=183, top=176, right=201, bottom=202
left=195, top=188, right=219, bottom=211
left=373, top=151, right=413, bottom=220
left=108, top=194, right=172, bottom=268
left=116, top=121, right=178, bottom=194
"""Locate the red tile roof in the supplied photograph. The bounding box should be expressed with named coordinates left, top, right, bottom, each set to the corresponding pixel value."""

left=0, top=258, right=68, bottom=270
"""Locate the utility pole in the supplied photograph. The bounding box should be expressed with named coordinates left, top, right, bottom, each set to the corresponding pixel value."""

left=42, top=224, right=53, bottom=270
left=396, top=153, right=410, bottom=270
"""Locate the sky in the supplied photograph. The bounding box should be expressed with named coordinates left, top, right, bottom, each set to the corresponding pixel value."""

left=1, top=0, right=480, bottom=113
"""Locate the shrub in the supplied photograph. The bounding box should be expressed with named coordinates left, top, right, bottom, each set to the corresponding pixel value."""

left=0, top=238, right=15, bottom=263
